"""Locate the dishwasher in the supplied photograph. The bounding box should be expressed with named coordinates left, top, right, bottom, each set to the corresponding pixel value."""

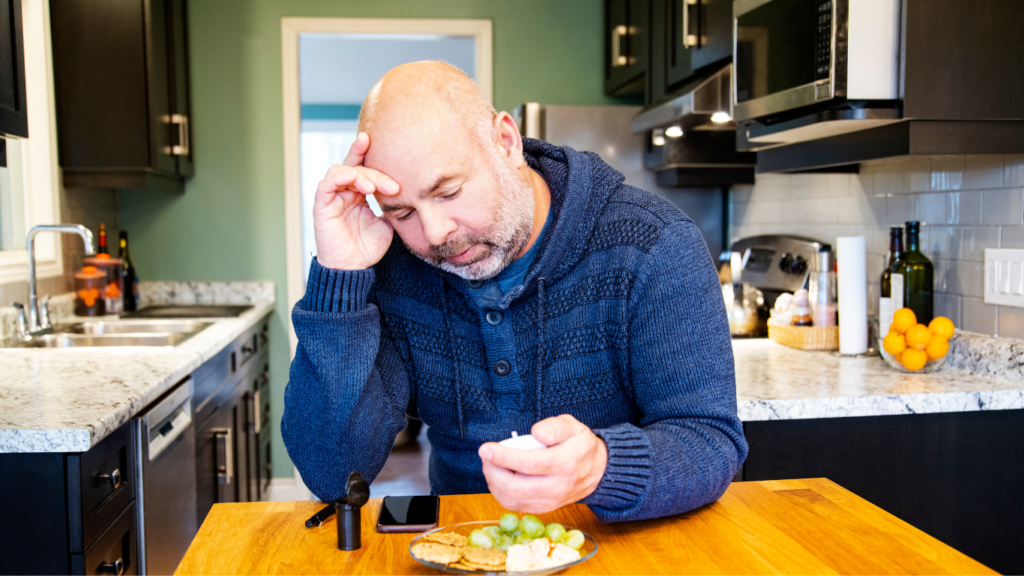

left=133, top=378, right=198, bottom=575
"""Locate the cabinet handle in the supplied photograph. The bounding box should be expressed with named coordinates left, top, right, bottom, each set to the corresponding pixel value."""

left=682, top=0, right=699, bottom=48
left=611, top=25, right=630, bottom=67
left=96, top=468, right=122, bottom=490
left=98, top=557, right=124, bottom=576
left=213, top=428, right=233, bottom=485
left=170, top=113, right=190, bottom=155
left=249, top=389, right=262, bottom=434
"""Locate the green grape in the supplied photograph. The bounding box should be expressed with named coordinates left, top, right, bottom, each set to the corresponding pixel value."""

left=513, top=533, right=532, bottom=545
left=499, top=513, right=520, bottom=533
left=545, top=522, right=567, bottom=543
left=468, top=529, right=494, bottom=548
left=483, top=525, right=502, bottom=540
left=494, top=534, right=513, bottom=552
left=564, top=529, right=585, bottom=550
left=521, top=515, right=545, bottom=538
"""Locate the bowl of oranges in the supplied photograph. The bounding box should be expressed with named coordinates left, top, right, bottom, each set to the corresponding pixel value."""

left=879, top=308, right=956, bottom=373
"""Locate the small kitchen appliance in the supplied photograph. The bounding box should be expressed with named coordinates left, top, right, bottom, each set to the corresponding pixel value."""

left=728, top=234, right=831, bottom=311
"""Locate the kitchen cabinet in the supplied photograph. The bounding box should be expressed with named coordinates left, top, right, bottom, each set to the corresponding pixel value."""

left=649, top=0, right=733, bottom=106
left=0, top=422, right=138, bottom=575
left=49, top=0, right=194, bottom=192
left=0, top=0, right=28, bottom=139
left=741, top=410, right=1024, bottom=575
left=604, top=0, right=648, bottom=97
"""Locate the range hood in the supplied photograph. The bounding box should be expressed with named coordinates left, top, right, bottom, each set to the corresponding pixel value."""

left=631, top=65, right=755, bottom=187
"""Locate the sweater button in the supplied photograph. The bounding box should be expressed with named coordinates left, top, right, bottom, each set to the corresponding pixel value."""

left=468, top=279, right=483, bottom=289
left=494, top=360, right=511, bottom=376
left=485, top=310, right=503, bottom=326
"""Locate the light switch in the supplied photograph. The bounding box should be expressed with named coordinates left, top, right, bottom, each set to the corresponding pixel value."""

left=984, top=249, right=1024, bottom=307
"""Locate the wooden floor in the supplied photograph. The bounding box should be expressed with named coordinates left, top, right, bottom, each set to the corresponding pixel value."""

left=369, top=425, right=431, bottom=498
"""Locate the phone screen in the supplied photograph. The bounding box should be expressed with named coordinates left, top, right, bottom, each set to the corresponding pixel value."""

left=378, top=495, right=440, bottom=527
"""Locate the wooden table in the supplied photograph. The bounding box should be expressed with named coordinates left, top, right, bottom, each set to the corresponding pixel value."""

left=176, top=479, right=995, bottom=575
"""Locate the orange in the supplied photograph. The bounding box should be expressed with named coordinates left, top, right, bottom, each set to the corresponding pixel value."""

left=929, top=316, right=955, bottom=340
left=901, top=348, right=928, bottom=371
left=882, top=331, right=907, bottom=356
left=904, top=324, right=933, bottom=350
left=890, top=308, right=917, bottom=334
left=926, top=337, right=949, bottom=360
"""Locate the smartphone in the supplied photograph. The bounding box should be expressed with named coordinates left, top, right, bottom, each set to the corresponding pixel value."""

left=376, top=495, right=441, bottom=533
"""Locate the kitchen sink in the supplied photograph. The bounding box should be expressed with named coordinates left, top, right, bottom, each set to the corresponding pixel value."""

left=122, top=305, right=253, bottom=319
left=64, top=320, right=212, bottom=335
left=10, top=319, right=213, bottom=348
left=17, top=333, right=198, bottom=348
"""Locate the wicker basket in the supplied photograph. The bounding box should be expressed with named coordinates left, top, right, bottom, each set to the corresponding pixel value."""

left=767, top=319, right=839, bottom=351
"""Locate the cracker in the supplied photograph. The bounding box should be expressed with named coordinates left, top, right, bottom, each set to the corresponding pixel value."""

left=422, top=531, right=468, bottom=548
left=411, top=542, right=464, bottom=565
left=461, top=547, right=506, bottom=569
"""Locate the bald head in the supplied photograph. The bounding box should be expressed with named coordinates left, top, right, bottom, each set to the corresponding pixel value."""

left=358, top=61, right=496, bottom=148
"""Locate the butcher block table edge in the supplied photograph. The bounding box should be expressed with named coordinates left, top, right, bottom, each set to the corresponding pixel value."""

left=175, top=478, right=996, bottom=575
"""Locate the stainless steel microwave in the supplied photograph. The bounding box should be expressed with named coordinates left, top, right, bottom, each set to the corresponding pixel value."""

left=732, top=0, right=901, bottom=122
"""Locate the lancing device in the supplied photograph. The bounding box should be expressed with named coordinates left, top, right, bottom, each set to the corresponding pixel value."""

left=305, top=503, right=336, bottom=528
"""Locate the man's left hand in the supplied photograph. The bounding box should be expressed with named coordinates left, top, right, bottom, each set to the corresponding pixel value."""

left=478, top=415, right=608, bottom=514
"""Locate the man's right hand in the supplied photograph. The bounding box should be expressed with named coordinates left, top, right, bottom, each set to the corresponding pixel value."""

left=312, top=132, right=400, bottom=270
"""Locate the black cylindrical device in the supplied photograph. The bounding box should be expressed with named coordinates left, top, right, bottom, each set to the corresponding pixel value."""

left=336, top=471, right=369, bottom=551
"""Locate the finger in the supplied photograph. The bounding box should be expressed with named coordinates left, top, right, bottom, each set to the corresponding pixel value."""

left=343, top=132, right=370, bottom=167
left=531, top=414, right=584, bottom=447
left=480, top=442, right=557, bottom=476
left=330, top=166, right=398, bottom=196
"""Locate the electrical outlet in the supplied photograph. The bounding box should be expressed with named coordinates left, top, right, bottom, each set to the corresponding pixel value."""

left=984, top=249, right=1024, bottom=307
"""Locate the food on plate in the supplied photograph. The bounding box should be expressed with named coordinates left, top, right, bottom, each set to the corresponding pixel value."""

left=505, top=537, right=582, bottom=572
left=410, top=514, right=588, bottom=572
left=411, top=542, right=465, bottom=565
left=422, top=531, right=469, bottom=548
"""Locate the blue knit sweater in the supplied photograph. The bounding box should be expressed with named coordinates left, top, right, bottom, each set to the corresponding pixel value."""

left=283, top=139, right=747, bottom=522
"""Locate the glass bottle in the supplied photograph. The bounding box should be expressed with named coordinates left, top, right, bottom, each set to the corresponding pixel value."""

left=119, top=231, right=139, bottom=312
left=895, top=221, right=934, bottom=325
left=879, top=227, right=903, bottom=333
left=97, top=223, right=109, bottom=255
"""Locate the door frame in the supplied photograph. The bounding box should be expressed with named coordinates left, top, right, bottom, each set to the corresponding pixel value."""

left=280, top=17, right=493, bottom=357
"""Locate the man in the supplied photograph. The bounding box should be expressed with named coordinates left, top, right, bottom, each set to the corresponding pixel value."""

left=283, top=61, right=746, bottom=522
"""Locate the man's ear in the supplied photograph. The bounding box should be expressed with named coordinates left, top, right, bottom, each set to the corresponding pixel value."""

left=493, top=112, right=525, bottom=170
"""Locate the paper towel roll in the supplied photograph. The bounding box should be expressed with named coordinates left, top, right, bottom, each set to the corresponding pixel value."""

left=837, top=236, right=867, bottom=355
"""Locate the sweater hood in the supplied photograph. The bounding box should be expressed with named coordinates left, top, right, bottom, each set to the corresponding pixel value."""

left=496, top=138, right=626, bottom=303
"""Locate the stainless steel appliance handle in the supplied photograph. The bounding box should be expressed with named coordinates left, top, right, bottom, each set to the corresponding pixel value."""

left=248, top=389, right=262, bottom=434
left=213, top=427, right=233, bottom=485
left=611, top=25, right=629, bottom=67
left=96, top=468, right=122, bottom=490
left=682, top=0, right=698, bottom=48
left=98, top=557, right=124, bottom=576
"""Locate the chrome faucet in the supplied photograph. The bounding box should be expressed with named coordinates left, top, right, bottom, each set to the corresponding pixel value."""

left=13, top=225, right=96, bottom=338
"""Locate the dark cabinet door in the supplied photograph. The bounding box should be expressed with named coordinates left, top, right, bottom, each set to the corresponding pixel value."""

left=604, top=0, right=649, bottom=96
left=0, top=0, right=27, bottom=138
left=50, top=0, right=193, bottom=192
left=244, top=373, right=261, bottom=502
left=663, top=0, right=733, bottom=94
left=195, top=394, right=240, bottom=526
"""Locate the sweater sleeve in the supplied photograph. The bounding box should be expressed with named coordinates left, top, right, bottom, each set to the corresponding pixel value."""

left=281, top=257, right=411, bottom=502
left=580, top=219, right=748, bottom=522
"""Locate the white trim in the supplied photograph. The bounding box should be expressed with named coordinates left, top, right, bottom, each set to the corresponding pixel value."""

left=281, top=17, right=493, bottom=358
left=0, top=0, right=64, bottom=285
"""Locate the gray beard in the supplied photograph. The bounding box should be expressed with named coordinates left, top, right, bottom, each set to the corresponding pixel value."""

left=408, top=150, right=536, bottom=281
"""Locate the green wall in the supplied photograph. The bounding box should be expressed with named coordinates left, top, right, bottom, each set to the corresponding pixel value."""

left=117, top=0, right=626, bottom=478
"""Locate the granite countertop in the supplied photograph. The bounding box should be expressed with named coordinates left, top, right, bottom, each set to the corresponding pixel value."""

left=736, top=332, right=1024, bottom=421
left=0, top=282, right=275, bottom=454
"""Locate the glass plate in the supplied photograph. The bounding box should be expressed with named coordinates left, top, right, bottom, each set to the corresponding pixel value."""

left=409, top=520, right=598, bottom=575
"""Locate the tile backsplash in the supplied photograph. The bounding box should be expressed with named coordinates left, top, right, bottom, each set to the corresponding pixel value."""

left=730, top=154, right=1024, bottom=340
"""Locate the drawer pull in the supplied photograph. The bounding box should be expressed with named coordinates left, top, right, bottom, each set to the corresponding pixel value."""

left=98, top=557, right=124, bottom=576
left=247, top=390, right=262, bottom=434
left=97, top=469, right=122, bottom=490
left=213, top=428, right=233, bottom=485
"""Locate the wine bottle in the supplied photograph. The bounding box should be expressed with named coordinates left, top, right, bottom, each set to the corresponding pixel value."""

left=895, top=221, right=934, bottom=325
left=97, top=223, right=109, bottom=255
left=879, top=227, right=903, bottom=333
left=119, top=231, right=139, bottom=312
